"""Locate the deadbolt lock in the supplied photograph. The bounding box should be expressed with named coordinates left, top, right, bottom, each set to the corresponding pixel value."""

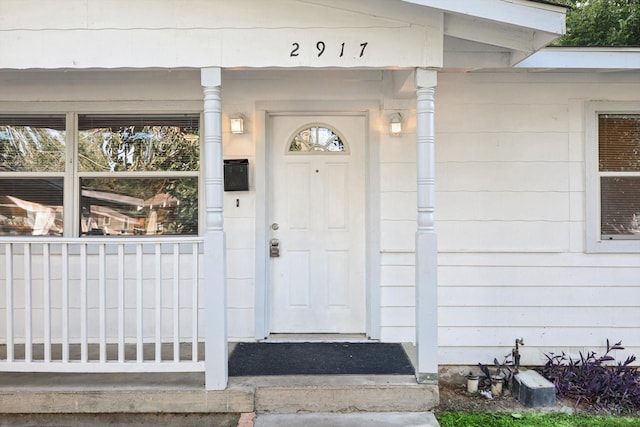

left=270, top=238, right=280, bottom=257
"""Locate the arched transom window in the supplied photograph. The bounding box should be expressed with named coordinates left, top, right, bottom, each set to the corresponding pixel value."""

left=288, top=124, right=348, bottom=153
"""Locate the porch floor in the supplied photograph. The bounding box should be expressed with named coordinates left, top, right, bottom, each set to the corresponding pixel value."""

left=0, top=343, right=439, bottom=415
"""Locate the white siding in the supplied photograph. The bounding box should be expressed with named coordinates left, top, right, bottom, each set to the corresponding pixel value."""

left=435, top=72, right=640, bottom=366
left=379, top=101, right=417, bottom=352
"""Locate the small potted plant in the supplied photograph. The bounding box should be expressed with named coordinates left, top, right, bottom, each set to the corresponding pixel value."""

left=478, top=355, right=514, bottom=397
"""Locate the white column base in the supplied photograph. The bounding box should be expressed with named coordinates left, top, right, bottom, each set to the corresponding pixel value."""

left=415, top=230, right=438, bottom=384
left=204, top=232, right=228, bottom=390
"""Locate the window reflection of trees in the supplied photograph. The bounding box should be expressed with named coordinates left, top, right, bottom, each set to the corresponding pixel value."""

left=0, top=115, right=200, bottom=236
left=289, top=125, right=345, bottom=153
left=0, top=117, right=66, bottom=236
left=77, top=116, right=200, bottom=236
left=78, top=124, right=199, bottom=172
left=0, top=121, right=66, bottom=172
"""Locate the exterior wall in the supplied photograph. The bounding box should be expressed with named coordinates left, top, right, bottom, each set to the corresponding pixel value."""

left=224, top=69, right=640, bottom=362
left=2, top=68, right=640, bottom=367
left=435, top=71, right=640, bottom=366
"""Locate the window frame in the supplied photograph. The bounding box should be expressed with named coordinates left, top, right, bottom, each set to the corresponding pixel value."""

left=0, top=102, right=203, bottom=238
left=585, top=101, right=640, bottom=253
left=286, top=123, right=350, bottom=154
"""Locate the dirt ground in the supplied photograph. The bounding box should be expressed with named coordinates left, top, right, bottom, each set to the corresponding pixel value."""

left=434, top=381, right=543, bottom=416
left=433, top=379, right=630, bottom=417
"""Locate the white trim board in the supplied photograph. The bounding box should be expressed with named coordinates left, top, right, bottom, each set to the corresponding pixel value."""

left=517, top=48, right=640, bottom=70
left=402, top=0, right=567, bottom=35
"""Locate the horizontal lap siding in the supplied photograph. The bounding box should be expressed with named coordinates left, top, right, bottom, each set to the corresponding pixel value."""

left=379, top=97, right=418, bottom=343
left=432, top=73, right=640, bottom=366
left=379, top=253, right=415, bottom=343
left=225, top=202, right=256, bottom=340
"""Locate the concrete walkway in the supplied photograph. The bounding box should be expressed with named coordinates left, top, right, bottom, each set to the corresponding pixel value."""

left=252, top=412, right=440, bottom=426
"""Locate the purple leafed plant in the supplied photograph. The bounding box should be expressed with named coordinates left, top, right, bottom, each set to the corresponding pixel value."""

left=541, top=340, right=640, bottom=413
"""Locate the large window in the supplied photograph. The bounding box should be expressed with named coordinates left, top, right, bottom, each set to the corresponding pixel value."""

left=0, top=113, right=200, bottom=237
left=586, top=103, right=640, bottom=252
left=77, top=115, right=199, bottom=236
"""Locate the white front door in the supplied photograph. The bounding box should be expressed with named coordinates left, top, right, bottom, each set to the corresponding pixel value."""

left=268, top=114, right=366, bottom=333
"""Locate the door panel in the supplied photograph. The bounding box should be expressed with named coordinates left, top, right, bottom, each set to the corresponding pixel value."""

left=269, top=114, right=365, bottom=333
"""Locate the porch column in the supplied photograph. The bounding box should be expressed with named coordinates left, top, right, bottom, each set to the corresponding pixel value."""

left=415, top=68, right=438, bottom=384
left=201, top=67, right=228, bottom=390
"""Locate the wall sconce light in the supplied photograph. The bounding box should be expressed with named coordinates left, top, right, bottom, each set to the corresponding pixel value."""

left=389, top=113, right=402, bottom=136
left=230, top=115, right=245, bottom=134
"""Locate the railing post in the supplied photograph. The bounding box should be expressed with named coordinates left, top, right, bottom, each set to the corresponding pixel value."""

left=5, top=243, right=14, bottom=362
left=415, top=68, right=439, bottom=384
left=24, top=244, right=32, bottom=363
left=202, top=67, right=228, bottom=390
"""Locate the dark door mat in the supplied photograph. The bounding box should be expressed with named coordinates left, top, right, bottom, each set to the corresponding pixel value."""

left=228, top=342, right=414, bottom=376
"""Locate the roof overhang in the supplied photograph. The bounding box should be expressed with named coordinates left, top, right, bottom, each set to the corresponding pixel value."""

left=402, top=0, right=566, bottom=35
left=516, top=47, right=640, bottom=71
left=400, top=0, right=567, bottom=70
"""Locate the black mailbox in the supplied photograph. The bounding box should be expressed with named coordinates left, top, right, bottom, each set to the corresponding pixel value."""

left=224, top=159, right=249, bottom=191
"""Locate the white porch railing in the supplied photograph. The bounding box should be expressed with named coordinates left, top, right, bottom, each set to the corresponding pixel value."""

left=0, top=238, right=204, bottom=373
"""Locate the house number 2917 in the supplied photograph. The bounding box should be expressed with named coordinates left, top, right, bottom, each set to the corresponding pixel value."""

left=290, top=42, right=368, bottom=58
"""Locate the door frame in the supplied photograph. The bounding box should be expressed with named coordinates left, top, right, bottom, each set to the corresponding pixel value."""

left=253, top=100, right=381, bottom=340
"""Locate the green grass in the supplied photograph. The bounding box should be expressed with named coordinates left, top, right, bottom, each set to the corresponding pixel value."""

left=437, top=412, right=640, bottom=427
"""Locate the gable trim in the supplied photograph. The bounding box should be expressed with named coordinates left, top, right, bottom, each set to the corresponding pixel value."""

left=401, top=0, right=566, bottom=35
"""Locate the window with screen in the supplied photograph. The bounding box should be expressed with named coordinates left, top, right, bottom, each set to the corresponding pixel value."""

left=598, top=114, right=640, bottom=239
left=586, top=102, right=640, bottom=252
left=0, top=113, right=200, bottom=237
left=77, top=114, right=200, bottom=236
left=0, top=115, right=66, bottom=236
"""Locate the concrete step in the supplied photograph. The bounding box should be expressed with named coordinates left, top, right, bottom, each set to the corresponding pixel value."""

left=0, top=413, right=240, bottom=427
left=232, top=375, right=439, bottom=414
left=0, top=372, right=253, bottom=414
left=0, top=373, right=438, bottom=415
